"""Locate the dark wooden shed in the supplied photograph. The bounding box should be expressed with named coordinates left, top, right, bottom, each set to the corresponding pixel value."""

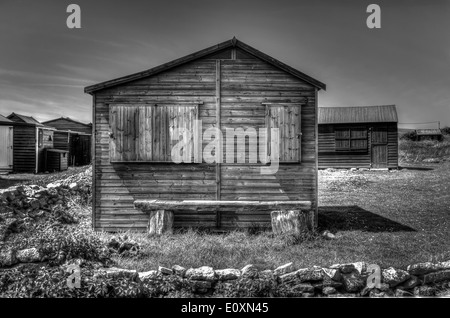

left=85, top=37, right=326, bottom=232
left=6, top=113, right=56, bottom=173
left=415, top=129, right=443, bottom=142
left=45, top=148, right=69, bottom=172
left=42, top=117, right=92, bottom=166
left=41, top=117, right=92, bottom=135
left=318, top=105, right=398, bottom=169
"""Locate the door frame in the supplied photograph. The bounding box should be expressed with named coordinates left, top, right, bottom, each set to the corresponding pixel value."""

left=370, top=125, right=388, bottom=168
left=0, top=125, right=13, bottom=171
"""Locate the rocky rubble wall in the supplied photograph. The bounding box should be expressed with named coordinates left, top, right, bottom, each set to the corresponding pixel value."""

left=0, top=167, right=92, bottom=243
left=1, top=257, right=449, bottom=298
left=88, top=259, right=450, bottom=298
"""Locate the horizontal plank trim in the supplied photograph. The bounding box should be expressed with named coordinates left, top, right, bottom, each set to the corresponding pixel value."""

left=134, top=199, right=311, bottom=211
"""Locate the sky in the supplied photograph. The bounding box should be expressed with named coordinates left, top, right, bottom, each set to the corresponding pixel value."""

left=0, top=0, right=449, bottom=129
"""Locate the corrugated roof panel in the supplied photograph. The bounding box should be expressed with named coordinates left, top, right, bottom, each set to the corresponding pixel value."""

left=318, top=105, right=398, bottom=124
left=0, top=114, right=13, bottom=123
left=15, top=114, right=42, bottom=125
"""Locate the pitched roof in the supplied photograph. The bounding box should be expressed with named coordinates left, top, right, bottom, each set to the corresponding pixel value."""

left=0, top=114, right=13, bottom=123
left=6, top=113, right=56, bottom=129
left=318, top=105, right=398, bottom=124
left=416, top=129, right=442, bottom=136
left=7, top=112, right=43, bottom=125
left=41, top=117, right=92, bottom=127
left=85, top=37, right=326, bottom=94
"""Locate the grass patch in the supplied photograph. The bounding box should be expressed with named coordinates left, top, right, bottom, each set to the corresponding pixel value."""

left=399, top=136, right=450, bottom=162
left=97, top=229, right=324, bottom=272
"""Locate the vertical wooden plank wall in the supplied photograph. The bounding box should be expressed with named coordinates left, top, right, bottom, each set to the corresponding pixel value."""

left=37, top=129, right=54, bottom=173
left=12, top=125, right=36, bottom=173
left=93, top=52, right=318, bottom=231
left=215, top=60, right=221, bottom=200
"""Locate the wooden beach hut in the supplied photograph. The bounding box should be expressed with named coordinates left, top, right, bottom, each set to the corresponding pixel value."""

left=85, top=37, right=326, bottom=232
left=6, top=113, right=57, bottom=173
left=318, top=105, right=398, bottom=169
left=42, top=117, right=92, bottom=166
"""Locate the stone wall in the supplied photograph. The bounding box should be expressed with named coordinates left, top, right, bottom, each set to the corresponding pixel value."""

left=96, top=260, right=450, bottom=297
left=0, top=168, right=91, bottom=243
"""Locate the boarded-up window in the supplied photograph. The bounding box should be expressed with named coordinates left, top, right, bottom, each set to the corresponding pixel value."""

left=335, top=127, right=368, bottom=151
left=265, top=104, right=301, bottom=162
left=109, top=104, right=199, bottom=162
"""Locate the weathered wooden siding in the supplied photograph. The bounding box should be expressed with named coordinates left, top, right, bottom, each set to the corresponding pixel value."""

left=37, top=129, right=54, bottom=173
left=93, top=52, right=317, bottom=231
left=12, top=126, right=36, bottom=173
left=72, top=135, right=92, bottom=166
left=53, top=131, right=92, bottom=166
left=46, top=150, right=68, bottom=172
left=53, top=131, right=69, bottom=152
left=318, top=123, right=398, bottom=169
left=387, top=123, right=398, bottom=168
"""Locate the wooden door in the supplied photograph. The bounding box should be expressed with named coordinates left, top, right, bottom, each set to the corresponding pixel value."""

left=371, top=126, right=388, bottom=168
left=0, top=126, right=13, bottom=171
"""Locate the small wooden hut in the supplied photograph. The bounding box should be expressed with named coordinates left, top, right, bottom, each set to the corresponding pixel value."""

left=84, top=37, right=326, bottom=232
left=6, top=113, right=56, bottom=173
left=42, top=117, right=92, bottom=166
left=318, top=105, right=398, bottom=169
left=415, top=129, right=443, bottom=142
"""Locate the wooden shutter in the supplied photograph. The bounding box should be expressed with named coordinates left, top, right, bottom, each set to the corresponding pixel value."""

left=168, top=105, right=199, bottom=163
left=266, top=104, right=301, bottom=162
left=350, top=127, right=368, bottom=150
left=109, top=104, right=199, bottom=162
left=335, top=128, right=350, bottom=150
left=335, top=127, right=368, bottom=151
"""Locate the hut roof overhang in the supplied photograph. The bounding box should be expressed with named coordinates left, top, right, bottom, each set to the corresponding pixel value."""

left=7, top=112, right=56, bottom=130
left=84, top=37, right=326, bottom=94
left=318, top=105, right=398, bottom=125
left=0, top=114, right=13, bottom=124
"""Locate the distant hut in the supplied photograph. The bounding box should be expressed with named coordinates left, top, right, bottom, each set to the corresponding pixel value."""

left=0, top=115, right=14, bottom=173
left=415, top=129, right=443, bottom=142
left=41, top=117, right=92, bottom=134
left=6, top=113, right=56, bottom=173
left=318, top=105, right=398, bottom=169
left=41, top=117, right=92, bottom=166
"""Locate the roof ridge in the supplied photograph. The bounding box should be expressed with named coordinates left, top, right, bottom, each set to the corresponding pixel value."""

left=42, top=116, right=91, bottom=126
left=85, top=37, right=326, bottom=93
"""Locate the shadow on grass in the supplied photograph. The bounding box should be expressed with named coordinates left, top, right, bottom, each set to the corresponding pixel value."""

left=318, top=205, right=416, bottom=233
